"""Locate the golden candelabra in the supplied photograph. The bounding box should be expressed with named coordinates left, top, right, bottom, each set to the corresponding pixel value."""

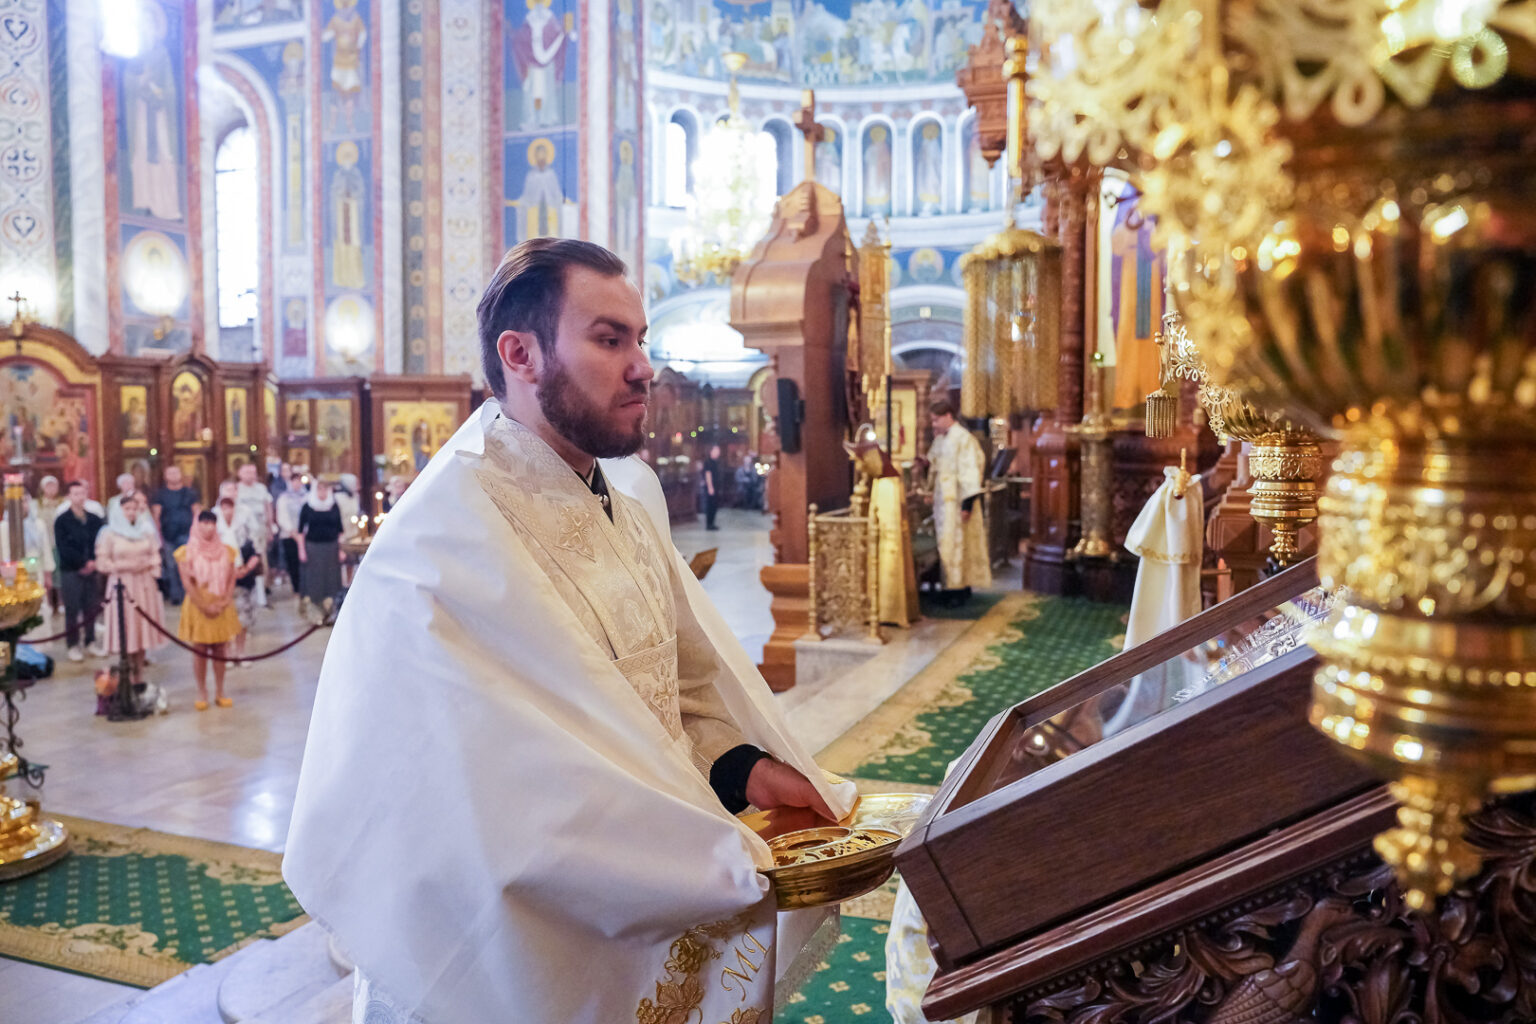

left=1031, top=0, right=1536, bottom=907
left=1147, top=305, right=1324, bottom=568
left=1070, top=354, right=1115, bottom=559
left=0, top=471, right=63, bottom=880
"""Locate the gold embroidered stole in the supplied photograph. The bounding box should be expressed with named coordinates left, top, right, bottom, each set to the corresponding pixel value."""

left=475, top=417, right=685, bottom=743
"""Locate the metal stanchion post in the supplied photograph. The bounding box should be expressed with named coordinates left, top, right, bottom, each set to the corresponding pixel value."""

left=106, top=580, right=149, bottom=722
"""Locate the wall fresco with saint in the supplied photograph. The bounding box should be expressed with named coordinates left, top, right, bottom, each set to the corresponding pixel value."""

left=503, top=0, right=579, bottom=249
left=112, top=0, right=196, bottom=354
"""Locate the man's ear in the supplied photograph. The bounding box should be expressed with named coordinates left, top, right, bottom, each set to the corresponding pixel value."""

left=497, top=330, right=542, bottom=386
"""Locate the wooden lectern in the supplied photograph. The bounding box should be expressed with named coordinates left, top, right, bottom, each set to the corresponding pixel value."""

left=731, top=139, right=855, bottom=689
left=898, top=558, right=1531, bottom=1021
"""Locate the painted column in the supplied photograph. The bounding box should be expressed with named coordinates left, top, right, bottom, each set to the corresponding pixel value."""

left=312, top=0, right=382, bottom=374
left=0, top=0, right=63, bottom=329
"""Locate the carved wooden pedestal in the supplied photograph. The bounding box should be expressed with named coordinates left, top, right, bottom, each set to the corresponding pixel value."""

left=732, top=180, right=856, bottom=690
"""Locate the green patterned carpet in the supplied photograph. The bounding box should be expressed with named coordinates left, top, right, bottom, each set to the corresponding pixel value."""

left=0, top=815, right=307, bottom=987
left=822, top=593, right=1128, bottom=787
left=797, top=593, right=1128, bottom=1023
left=786, top=916, right=894, bottom=1023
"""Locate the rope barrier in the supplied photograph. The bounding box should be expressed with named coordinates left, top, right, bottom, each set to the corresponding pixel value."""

left=129, top=601, right=333, bottom=663
left=25, top=596, right=114, bottom=644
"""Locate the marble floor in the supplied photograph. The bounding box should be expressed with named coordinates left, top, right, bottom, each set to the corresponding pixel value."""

left=2, top=507, right=1019, bottom=1023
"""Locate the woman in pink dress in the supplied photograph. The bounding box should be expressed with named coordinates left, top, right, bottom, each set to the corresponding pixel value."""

left=94, top=492, right=167, bottom=689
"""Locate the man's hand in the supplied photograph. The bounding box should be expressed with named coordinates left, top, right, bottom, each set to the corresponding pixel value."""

left=744, top=758, right=836, bottom=821
left=960, top=509, right=971, bottom=523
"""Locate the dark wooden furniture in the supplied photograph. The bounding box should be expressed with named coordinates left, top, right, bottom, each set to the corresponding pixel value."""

left=896, top=558, right=1412, bottom=1020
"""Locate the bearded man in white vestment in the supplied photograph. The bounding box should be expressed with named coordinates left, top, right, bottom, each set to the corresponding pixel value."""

left=284, top=238, right=856, bottom=1023
left=926, top=398, right=992, bottom=604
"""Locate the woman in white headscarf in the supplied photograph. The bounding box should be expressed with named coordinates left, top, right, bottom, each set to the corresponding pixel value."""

left=94, top=492, right=166, bottom=689
left=297, top=478, right=344, bottom=618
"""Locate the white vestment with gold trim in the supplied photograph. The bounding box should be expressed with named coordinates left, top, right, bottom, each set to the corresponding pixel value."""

left=929, top=421, right=992, bottom=590
left=284, top=402, right=855, bottom=1024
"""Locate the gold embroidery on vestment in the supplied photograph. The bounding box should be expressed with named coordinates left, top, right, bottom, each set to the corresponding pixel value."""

left=635, top=911, right=769, bottom=1024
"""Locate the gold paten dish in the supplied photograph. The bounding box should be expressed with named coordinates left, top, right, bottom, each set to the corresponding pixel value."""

left=742, top=792, right=931, bottom=909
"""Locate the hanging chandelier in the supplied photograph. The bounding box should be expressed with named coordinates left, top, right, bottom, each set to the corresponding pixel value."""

left=670, top=53, right=777, bottom=287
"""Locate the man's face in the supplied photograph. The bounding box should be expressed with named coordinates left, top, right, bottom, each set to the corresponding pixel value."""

left=68, top=485, right=85, bottom=508
left=238, top=464, right=257, bottom=485
left=933, top=412, right=954, bottom=433
left=535, top=267, right=653, bottom=459
left=709, top=445, right=721, bottom=459
left=165, top=467, right=182, bottom=487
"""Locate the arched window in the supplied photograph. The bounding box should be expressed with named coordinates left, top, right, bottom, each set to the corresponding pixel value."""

left=665, top=111, right=697, bottom=207
left=215, top=126, right=259, bottom=329
left=761, top=119, right=793, bottom=195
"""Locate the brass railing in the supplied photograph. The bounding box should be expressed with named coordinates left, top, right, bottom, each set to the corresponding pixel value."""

left=805, top=504, right=882, bottom=644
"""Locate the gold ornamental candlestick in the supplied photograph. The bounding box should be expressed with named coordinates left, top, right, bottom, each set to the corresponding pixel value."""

left=803, top=504, right=821, bottom=643
left=1071, top=354, right=1114, bottom=559
left=0, top=750, right=68, bottom=881
left=0, top=470, right=62, bottom=881
left=1148, top=305, right=1323, bottom=569
left=1032, top=0, right=1536, bottom=907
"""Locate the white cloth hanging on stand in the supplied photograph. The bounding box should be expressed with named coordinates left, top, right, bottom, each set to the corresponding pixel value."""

left=1103, top=465, right=1205, bottom=736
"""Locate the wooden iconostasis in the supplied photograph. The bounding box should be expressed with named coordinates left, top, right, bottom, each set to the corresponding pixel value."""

left=100, top=353, right=276, bottom=505
left=279, top=375, right=472, bottom=512
left=0, top=326, right=478, bottom=512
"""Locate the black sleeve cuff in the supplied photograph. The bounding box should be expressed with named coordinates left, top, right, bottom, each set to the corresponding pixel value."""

left=961, top=494, right=979, bottom=514
left=709, top=744, right=771, bottom=813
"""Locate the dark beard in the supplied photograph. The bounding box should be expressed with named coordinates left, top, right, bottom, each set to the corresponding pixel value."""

left=536, top=351, right=648, bottom=458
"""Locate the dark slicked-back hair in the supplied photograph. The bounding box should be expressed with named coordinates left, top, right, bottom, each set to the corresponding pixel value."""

left=929, top=397, right=956, bottom=419
left=477, top=238, right=628, bottom=398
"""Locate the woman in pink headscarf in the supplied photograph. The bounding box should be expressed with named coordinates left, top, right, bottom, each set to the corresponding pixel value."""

left=95, top=492, right=166, bottom=691
left=175, top=510, right=242, bottom=710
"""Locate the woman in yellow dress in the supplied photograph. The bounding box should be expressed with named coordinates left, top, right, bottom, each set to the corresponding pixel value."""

left=176, top=510, right=243, bottom=711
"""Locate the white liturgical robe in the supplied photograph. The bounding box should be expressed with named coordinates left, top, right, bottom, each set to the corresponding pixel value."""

left=929, top=420, right=992, bottom=590
left=284, top=402, right=856, bottom=1024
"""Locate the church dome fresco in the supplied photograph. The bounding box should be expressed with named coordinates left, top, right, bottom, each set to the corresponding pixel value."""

left=648, top=0, right=989, bottom=87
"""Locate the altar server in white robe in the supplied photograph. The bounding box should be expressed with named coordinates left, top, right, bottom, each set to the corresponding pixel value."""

left=927, top=398, right=992, bottom=602
left=284, top=238, right=856, bottom=1024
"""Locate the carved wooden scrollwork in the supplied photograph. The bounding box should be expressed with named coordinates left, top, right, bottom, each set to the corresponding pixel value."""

left=1017, top=795, right=1536, bottom=1024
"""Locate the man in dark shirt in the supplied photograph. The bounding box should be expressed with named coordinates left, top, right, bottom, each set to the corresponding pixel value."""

left=54, top=481, right=105, bottom=662
left=702, top=444, right=721, bottom=531
left=152, top=465, right=200, bottom=605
